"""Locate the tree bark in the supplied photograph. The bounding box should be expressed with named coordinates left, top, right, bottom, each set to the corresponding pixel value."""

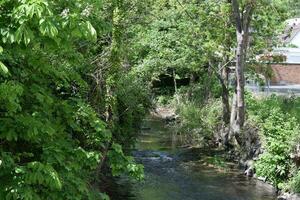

left=221, top=63, right=230, bottom=125
left=235, top=31, right=246, bottom=132
left=219, top=65, right=231, bottom=146
left=230, top=0, right=255, bottom=141
left=229, top=90, right=237, bottom=142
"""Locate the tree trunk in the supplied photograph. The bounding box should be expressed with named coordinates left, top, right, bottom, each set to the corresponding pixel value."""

left=220, top=66, right=231, bottom=146
left=229, top=90, right=237, bottom=143
left=173, top=69, right=179, bottom=104
left=173, top=69, right=177, bottom=93
left=234, top=32, right=246, bottom=133
left=221, top=65, right=230, bottom=125
left=230, top=0, right=255, bottom=142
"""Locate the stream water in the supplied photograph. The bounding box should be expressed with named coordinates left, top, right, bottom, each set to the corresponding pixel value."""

left=110, top=115, right=277, bottom=200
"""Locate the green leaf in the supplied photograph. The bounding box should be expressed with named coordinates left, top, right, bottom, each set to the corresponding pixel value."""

left=39, top=20, right=58, bottom=38
left=86, top=21, right=97, bottom=41
left=0, top=61, right=8, bottom=74
left=15, top=25, right=25, bottom=43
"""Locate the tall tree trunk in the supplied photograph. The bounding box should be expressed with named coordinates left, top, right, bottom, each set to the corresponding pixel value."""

left=234, top=32, right=246, bottom=134
left=228, top=90, right=237, bottom=143
left=230, top=0, right=255, bottom=142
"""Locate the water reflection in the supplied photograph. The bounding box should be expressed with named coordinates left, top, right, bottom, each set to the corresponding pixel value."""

left=112, top=116, right=276, bottom=200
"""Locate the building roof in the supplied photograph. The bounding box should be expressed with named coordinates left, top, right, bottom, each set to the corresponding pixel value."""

left=282, top=18, right=300, bottom=46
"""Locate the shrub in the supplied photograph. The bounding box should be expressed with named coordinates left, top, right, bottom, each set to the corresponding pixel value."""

left=289, top=171, right=300, bottom=193
left=175, top=99, right=222, bottom=145
left=248, top=95, right=300, bottom=188
left=156, top=95, right=173, bottom=106
left=115, top=73, right=151, bottom=148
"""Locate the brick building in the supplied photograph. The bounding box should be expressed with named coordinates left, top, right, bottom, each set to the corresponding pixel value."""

left=253, top=18, right=300, bottom=94
left=271, top=64, right=300, bottom=85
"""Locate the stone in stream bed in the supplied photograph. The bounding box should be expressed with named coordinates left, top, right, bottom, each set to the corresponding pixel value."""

left=244, top=160, right=255, bottom=177
left=160, top=154, right=173, bottom=162
left=244, top=166, right=254, bottom=177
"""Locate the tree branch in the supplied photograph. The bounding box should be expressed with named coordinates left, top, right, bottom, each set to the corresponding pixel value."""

left=242, top=0, right=256, bottom=33
left=232, top=0, right=242, bottom=33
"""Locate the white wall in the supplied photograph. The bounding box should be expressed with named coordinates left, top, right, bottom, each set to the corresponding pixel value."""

left=274, top=48, right=300, bottom=63
left=291, top=32, right=300, bottom=48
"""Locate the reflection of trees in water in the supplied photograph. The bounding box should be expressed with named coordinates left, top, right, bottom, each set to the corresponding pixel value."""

left=109, top=117, right=276, bottom=200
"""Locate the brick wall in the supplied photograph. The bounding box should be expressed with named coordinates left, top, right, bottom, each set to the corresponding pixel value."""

left=271, top=64, right=300, bottom=85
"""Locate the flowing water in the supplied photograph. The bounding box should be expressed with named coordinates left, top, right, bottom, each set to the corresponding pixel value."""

left=110, top=115, right=277, bottom=200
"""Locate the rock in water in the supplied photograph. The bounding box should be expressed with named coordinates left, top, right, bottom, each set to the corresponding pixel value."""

left=244, top=166, right=254, bottom=177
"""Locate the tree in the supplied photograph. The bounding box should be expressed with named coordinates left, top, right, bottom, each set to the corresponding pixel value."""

left=0, top=1, right=145, bottom=199
left=229, top=0, right=256, bottom=142
left=228, top=0, right=293, bottom=144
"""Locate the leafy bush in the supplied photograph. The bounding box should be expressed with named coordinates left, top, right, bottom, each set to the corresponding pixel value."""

left=156, top=95, right=173, bottom=106
left=0, top=1, right=144, bottom=199
left=288, top=171, right=300, bottom=193
left=175, top=99, right=222, bottom=145
left=248, top=95, right=300, bottom=188
left=115, top=73, right=151, bottom=148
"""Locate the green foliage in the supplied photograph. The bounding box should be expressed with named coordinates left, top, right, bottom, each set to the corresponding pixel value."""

left=175, top=99, right=222, bottom=145
left=289, top=171, right=300, bottom=193
left=115, top=73, right=151, bottom=147
left=156, top=95, right=173, bottom=106
left=0, top=0, right=146, bottom=199
left=0, top=0, right=297, bottom=198
left=205, top=155, right=228, bottom=170
left=108, top=143, right=144, bottom=181
left=132, top=0, right=228, bottom=83
left=248, top=95, right=300, bottom=188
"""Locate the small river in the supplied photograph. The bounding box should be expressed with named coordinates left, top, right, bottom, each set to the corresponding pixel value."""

left=109, top=115, right=276, bottom=200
